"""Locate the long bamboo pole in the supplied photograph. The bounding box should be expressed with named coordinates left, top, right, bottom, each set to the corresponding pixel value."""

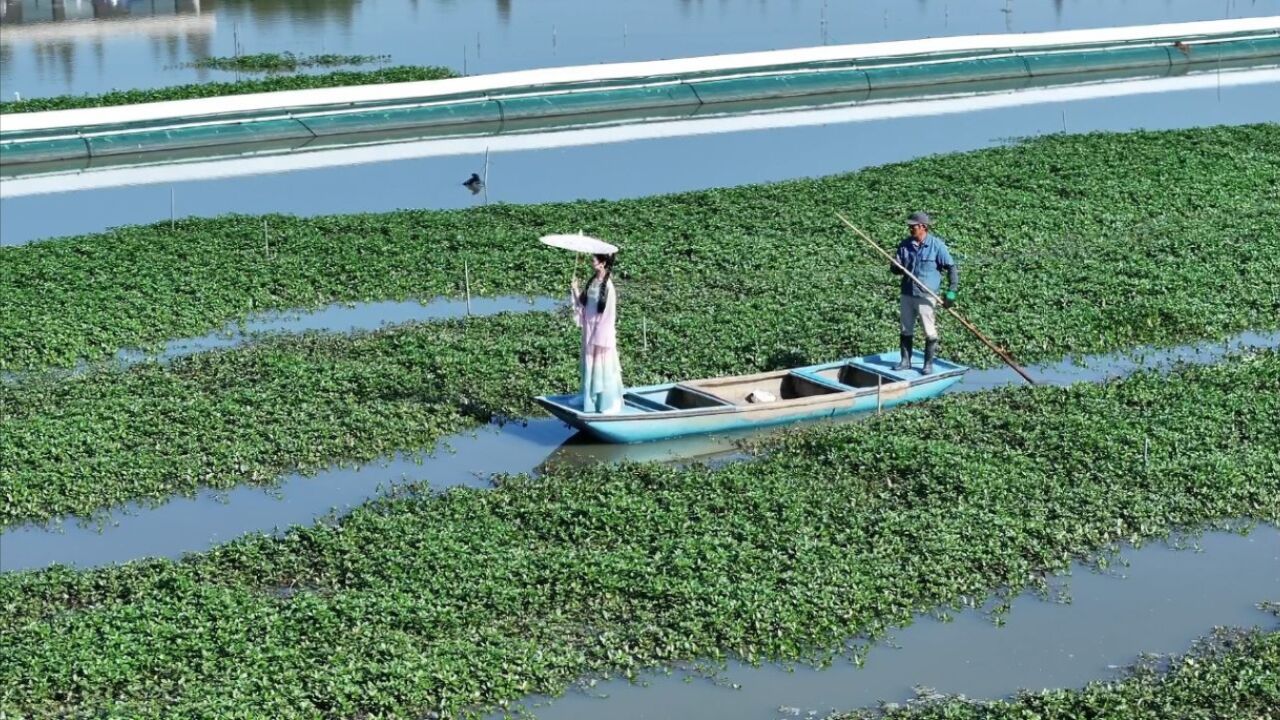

left=835, top=212, right=1036, bottom=385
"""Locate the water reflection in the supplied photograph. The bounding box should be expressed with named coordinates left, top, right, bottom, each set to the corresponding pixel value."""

left=1, top=0, right=215, bottom=91
left=3, top=0, right=1278, bottom=101
left=0, top=0, right=521, bottom=27
left=0, top=0, right=205, bottom=25
left=32, top=37, right=73, bottom=84
left=212, top=0, right=360, bottom=27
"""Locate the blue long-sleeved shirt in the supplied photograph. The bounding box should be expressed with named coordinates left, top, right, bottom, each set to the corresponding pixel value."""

left=893, top=233, right=958, bottom=298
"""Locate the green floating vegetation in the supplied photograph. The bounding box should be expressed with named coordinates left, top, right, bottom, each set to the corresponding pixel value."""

left=0, top=65, right=455, bottom=114
left=830, top=622, right=1280, bottom=720
left=3, top=124, right=1279, bottom=525
left=2, top=354, right=1278, bottom=717
left=187, top=51, right=392, bottom=73
left=1, top=312, right=578, bottom=525
left=2, top=124, right=1278, bottom=372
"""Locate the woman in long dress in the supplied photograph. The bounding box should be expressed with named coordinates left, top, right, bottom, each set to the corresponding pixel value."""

left=571, top=253, right=623, bottom=414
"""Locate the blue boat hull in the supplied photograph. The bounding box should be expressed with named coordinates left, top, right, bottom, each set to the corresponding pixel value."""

left=535, top=351, right=967, bottom=444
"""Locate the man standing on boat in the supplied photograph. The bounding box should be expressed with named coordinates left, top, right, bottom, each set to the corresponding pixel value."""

left=892, top=212, right=958, bottom=375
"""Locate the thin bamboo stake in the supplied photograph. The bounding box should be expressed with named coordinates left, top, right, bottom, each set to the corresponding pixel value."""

left=482, top=147, right=490, bottom=205
left=464, top=258, right=472, bottom=316
left=835, top=212, right=1036, bottom=385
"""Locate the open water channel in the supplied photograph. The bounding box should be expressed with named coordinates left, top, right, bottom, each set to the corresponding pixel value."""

left=3, top=64, right=1278, bottom=246
left=3, top=1, right=1279, bottom=246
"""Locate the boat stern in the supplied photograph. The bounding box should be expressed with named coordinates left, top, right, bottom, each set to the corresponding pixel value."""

left=849, top=351, right=969, bottom=382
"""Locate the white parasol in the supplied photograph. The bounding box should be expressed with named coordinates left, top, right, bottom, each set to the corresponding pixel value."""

left=538, top=233, right=618, bottom=255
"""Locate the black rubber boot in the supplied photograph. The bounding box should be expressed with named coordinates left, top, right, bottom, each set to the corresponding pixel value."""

left=922, top=338, right=938, bottom=375
left=894, top=335, right=913, bottom=370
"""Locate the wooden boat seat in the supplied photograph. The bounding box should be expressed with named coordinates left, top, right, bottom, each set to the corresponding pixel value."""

left=809, top=363, right=895, bottom=389
left=624, top=393, right=676, bottom=412
left=682, top=371, right=844, bottom=407
left=625, top=385, right=730, bottom=412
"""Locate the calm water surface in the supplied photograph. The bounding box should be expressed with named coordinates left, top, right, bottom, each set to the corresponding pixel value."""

left=3, top=0, right=1277, bottom=99
left=1, top=295, right=560, bottom=385
left=3, top=69, right=1277, bottom=245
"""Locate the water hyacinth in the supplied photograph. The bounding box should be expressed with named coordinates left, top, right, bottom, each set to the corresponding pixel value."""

left=1, top=353, right=1277, bottom=718
left=2, top=124, right=1278, bottom=524
left=186, top=52, right=393, bottom=73
left=2, top=123, right=1277, bottom=372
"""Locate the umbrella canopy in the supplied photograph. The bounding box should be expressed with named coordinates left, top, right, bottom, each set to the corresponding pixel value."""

left=539, top=233, right=618, bottom=255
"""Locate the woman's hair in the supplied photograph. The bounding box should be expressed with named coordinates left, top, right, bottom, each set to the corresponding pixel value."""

left=579, top=253, right=616, bottom=313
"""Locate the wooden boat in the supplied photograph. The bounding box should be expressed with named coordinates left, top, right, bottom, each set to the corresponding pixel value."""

left=534, top=351, right=968, bottom=443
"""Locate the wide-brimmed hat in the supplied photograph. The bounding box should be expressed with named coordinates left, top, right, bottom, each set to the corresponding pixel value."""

left=906, top=211, right=932, bottom=227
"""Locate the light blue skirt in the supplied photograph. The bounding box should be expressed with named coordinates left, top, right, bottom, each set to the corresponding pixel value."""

left=581, top=346, right=624, bottom=414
